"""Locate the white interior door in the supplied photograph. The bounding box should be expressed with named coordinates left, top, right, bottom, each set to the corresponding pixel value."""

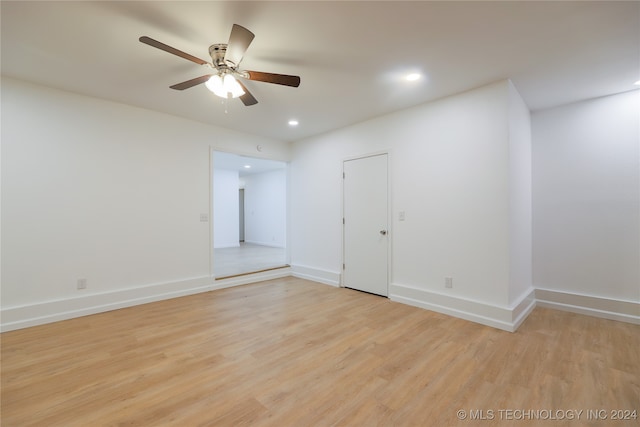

left=343, top=153, right=389, bottom=296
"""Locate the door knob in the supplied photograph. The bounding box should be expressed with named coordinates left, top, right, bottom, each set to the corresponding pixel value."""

left=379, top=230, right=387, bottom=235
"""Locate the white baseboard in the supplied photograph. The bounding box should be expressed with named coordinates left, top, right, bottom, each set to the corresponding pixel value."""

left=1, top=268, right=294, bottom=332
left=3, top=268, right=636, bottom=333
left=1, top=276, right=214, bottom=332
left=511, top=288, right=538, bottom=331
left=242, top=240, right=286, bottom=249
left=290, top=264, right=341, bottom=287
left=535, top=288, right=639, bottom=325
left=213, top=243, right=241, bottom=249
left=389, top=283, right=536, bottom=332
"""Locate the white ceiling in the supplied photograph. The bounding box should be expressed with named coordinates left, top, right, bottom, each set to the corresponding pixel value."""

left=2, top=1, right=638, bottom=142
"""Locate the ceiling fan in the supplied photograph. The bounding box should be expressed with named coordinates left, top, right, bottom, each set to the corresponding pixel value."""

left=139, top=24, right=300, bottom=106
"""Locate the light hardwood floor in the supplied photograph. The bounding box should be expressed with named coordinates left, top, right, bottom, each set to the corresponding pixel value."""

left=1, top=277, right=638, bottom=426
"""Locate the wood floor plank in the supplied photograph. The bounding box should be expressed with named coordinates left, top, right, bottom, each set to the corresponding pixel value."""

left=1, top=277, right=638, bottom=426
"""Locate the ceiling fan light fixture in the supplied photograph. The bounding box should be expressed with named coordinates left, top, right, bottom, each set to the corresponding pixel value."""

left=223, top=74, right=245, bottom=98
left=205, top=73, right=245, bottom=99
left=205, top=75, right=226, bottom=97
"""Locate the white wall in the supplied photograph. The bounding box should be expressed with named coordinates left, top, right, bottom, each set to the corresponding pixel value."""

left=243, top=169, right=287, bottom=248
left=213, top=169, right=240, bottom=249
left=5, top=76, right=635, bottom=332
left=290, top=80, right=533, bottom=330
left=532, top=90, right=640, bottom=304
left=1, top=77, right=290, bottom=330
left=508, top=81, right=533, bottom=306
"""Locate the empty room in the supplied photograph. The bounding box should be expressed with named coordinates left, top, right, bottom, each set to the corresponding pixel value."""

left=1, top=1, right=638, bottom=426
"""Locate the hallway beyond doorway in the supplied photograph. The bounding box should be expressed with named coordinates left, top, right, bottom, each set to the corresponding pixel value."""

left=214, top=243, right=287, bottom=279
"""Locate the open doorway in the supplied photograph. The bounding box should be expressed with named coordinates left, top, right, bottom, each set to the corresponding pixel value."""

left=212, top=151, right=288, bottom=278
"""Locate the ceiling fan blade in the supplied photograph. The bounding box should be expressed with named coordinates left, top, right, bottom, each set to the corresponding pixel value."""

left=170, top=75, right=213, bottom=90
left=236, top=80, right=258, bottom=106
left=224, top=24, right=255, bottom=67
left=245, top=71, right=301, bottom=87
left=139, top=36, right=209, bottom=66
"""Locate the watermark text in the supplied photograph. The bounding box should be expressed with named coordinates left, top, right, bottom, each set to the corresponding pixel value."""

left=456, top=408, right=638, bottom=422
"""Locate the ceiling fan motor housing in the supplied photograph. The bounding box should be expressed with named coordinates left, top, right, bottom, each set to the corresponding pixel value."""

left=209, top=44, right=229, bottom=68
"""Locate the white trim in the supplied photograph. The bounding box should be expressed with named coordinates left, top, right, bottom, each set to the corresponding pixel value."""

left=1, top=268, right=294, bottom=332
left=3, top=270, right=636, bottom=333
left=1, top=276, right=214, bottom=332
left=209, top=145, right=214, bottom=281
left=242, top=240, right=286, bottom=249
left=285, top=162, right=292, bottom=269
left=535, top=288, right=639, bottom=325
left=213, top=243, right=242, bottom=249
left=511, top=289, right=537, bottom=331
left=389, top=283, right=536, bottom=332
left=290, top=264, right=341, bottom=287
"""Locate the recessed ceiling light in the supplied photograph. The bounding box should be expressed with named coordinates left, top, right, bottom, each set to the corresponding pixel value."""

left=288, top=119, right=299, bottom=126
left=635, top=80, right=640, bottom=86
left=244, top=165, right=251, bottom=169
left=405, top=73, right=421, bottom=81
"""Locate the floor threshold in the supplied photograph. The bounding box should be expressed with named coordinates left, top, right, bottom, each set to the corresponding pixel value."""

left=215, top=265, right=290, bottom=280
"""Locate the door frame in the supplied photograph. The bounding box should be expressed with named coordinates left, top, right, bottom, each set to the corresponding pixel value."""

left=341, top=150, right=392, bottom=295
left=209, top=148, right=291, bottom=281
